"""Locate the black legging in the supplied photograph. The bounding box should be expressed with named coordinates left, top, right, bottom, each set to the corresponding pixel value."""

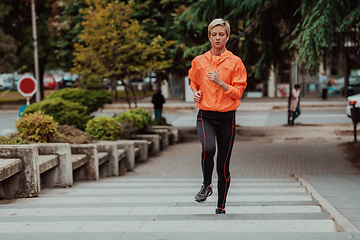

left=196, top=110, right=236, bottom=209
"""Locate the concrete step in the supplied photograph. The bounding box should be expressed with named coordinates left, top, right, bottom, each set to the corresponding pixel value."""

left=0, top=177, right=341, bottom=235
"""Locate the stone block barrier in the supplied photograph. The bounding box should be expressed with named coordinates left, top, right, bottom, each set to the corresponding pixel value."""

left=0, top=126, right=178, bottom=200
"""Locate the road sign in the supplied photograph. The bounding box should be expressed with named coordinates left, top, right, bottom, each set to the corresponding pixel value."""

left=19, top=105, right=27, bottom=118
left=17, top=76, right=37, bottom=97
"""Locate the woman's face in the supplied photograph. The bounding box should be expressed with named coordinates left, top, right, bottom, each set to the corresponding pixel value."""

left=209, top=25, right=228, bottom=49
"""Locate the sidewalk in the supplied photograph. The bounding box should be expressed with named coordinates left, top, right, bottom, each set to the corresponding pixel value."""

left=0, top=97, right=346, bottom=113
left=102, top=97, right=347, bottom=112
left=1, top=122, right=360, bottom=239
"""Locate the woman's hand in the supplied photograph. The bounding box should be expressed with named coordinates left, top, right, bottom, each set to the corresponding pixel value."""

left=208, top=71, right=221, bottom=84
left=192, top=88, right=202, bottom=103
left=208, top=71, right=229, bottom=91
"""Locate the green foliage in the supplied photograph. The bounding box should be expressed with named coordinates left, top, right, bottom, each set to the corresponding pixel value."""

left=150, top=116, right=168, bottom=126
left=71, top=0, right=173, bottom=89
left=85, top=116, right=122, bottom=141
left=129, top=108, right=152, bottom=126
left=1, top=0, right=58, bottom=74
left=114, top=108, right=151, bottom=133
left=293, top=0, right=360, bottom=71
left=118, top=121, right=134, bottom=140
left=0, top=135, right=30, bottom=145
left=45, top=88, right=112, bottom=114
left=114, top=111, right=145, bottom=133
left=15, top=112, right=58, bottom=143
left=23, top=98, right=89, bottom=130
left=131, top=0, right=196, bottom=78
left=50, top=0, right=88, bottom=71
left=0, top=28, right=17, bottom=73
left=177, top=0, right=302, bottom=90
left=0, top=2, right=12, bottom=22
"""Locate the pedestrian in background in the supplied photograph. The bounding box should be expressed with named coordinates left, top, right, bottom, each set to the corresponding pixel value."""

left=188, top=18, right=247, bottom=214
left=290, top=84, right=301, bottom=126
left=151, top=89, right=165, bottom=119
left=321, top=70, right=328, bottom=100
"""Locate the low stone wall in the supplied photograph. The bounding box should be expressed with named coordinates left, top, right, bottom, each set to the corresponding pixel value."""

left=0, top=126, right=178, bottom=200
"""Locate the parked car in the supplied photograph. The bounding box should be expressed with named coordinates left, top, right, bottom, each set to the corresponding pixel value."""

left=60, top=73, right=78, bottom=88
left=348, top=75, right=360, bottom=96
left=1, top=75, right=20, bottom=90
left=43, top=76, right=58, bottom=90
left=346, top=93, right=360, bottom=118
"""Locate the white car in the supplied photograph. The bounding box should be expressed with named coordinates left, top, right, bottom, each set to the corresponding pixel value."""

left=346, top=93, right=360, bottom=118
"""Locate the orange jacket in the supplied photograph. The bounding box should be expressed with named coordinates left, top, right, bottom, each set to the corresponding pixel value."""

left=188, top=49, right=247, bottom=112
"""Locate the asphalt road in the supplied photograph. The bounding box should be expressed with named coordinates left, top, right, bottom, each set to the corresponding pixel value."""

left=0, top=110, right=20, bottom=136
left=0, top=108, right=352, bottom=136
left=163, top=110, right=352, bottom=127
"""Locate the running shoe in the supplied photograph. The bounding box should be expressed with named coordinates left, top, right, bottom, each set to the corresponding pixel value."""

left=194, top=184, right=213, bottom=203
left=215, top=208, right=226, bottom=214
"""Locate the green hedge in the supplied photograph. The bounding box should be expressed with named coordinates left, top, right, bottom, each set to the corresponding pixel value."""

left=114, top=111, right=144, bottom=133
left=150, top=116, right=168, bottom=126
left=85, top=116, right=122, bottom=141
left=129, top=108, right=152, bottom=126
left=114, top=108, right=152, bottom=133
left=23, top=98, right=89, bottom=130
left=45, top=88, right=112, bottom=114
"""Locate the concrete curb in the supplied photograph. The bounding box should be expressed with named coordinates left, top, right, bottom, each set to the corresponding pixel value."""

left=296, top=174, right=360, bottom=233
left=0, top=127, right=178, bottom=200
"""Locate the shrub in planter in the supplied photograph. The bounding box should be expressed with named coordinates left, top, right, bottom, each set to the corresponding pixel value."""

left=0, top=135, right=30, bottom=145
left=85, top=116, right=122, bottom=141
left=150, top=116, right=168, bottom=126
left=15, top=112, right=58, bottom=143
left=84, top=90, right=112, bottom=113
left=129, top=108, right=152, bottom=126
left=118, top=121, right=134, bottom=139
left=46, top=88, right=112, bottom=114
left=114, top=111, right=145, bottom=133
left=23, top=98, right=89, bottom=130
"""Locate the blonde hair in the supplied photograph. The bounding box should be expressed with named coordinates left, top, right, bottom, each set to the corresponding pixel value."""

left=208, top=19, right=230, bottom=37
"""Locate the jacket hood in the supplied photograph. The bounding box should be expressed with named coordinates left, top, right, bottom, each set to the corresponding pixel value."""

left=204, top=48, right=232, bottom=64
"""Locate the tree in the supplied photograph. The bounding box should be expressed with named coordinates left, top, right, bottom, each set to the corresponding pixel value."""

left=294, top=0, right=360, bottom=72
left=176, top=0, right=302, bottom=90
left=130, top=0, right=196, bottom=85
left=51, top=0, right=196, bottom=87
left=49, top=0, right=88, bottom=71
left=71, top=0, right=173, bottom=108
left=0, top=0, right=58, bottom=99
left=0, top=29, right=17, bottom=73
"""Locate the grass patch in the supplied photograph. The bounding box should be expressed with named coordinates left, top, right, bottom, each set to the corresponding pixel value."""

left=0, top=90, right=26, bottom=103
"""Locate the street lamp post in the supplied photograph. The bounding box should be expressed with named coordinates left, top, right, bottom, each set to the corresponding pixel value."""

left=31, top=0, right=40, bottom=103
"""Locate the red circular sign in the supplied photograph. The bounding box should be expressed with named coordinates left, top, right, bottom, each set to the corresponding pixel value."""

left=17, top=76, right=38, bottom=97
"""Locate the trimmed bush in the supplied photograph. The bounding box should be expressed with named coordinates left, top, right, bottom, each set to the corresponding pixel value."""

left=150, top=116, right=168, bottom=126
left=85, top=116, right=122, bottom=141
left=114, top=111, right=145, bottom=133
left=45, top=88, right=112, bottom=114
left=15, top=112, right=58, bottom=143
left=23, top=98, right=89, bottom=130
left=129, top=108, right=152, bottom=126
left=0, top=135, right=30, bottom=145
left=118, top=121, right=134, bottom=139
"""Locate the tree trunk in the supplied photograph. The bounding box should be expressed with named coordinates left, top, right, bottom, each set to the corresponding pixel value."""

left=123, top=81, right=131, bottom=109
left=112, top=80, right=118, bottom=100
left=129, top=83, right=137, bottom=108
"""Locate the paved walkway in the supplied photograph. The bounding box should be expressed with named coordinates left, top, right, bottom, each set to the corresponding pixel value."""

left=1, top=123, right=360, bottom=239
